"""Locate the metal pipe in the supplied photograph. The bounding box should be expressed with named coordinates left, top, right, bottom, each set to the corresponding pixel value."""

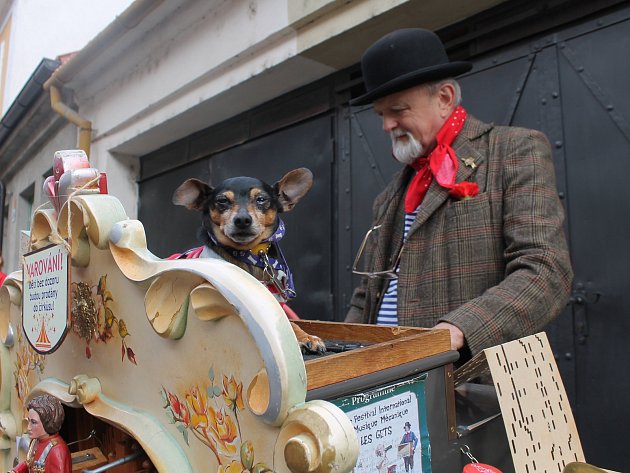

left=48, top=84, right=92, bottom=156
left=82, top=451, right=144, bottom=473
left=42, top=0, right=163, bottom=157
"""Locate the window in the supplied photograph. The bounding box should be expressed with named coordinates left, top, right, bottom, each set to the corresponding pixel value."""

left=19, top=183, right=34, bottom=231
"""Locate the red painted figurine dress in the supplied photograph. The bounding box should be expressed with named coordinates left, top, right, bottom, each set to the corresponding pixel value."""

left=11, top=434, right=71, bottom=473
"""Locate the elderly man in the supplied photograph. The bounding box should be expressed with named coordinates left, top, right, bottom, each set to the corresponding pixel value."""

left=345, top=28, right=573, bottom=360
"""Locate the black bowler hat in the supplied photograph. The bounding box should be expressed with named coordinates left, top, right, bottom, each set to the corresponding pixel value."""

left=351, top=28, right=472, bottom=106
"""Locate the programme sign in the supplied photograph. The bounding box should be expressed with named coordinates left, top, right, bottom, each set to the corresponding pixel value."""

left=333, top=374, right=432, bottom=473
left=22, top=244, right=70, bottom=354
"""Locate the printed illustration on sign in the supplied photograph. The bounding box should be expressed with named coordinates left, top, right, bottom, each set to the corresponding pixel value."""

left=22, top=244, right=70, bottom=354
left=332, top=375, right=432, bottom=473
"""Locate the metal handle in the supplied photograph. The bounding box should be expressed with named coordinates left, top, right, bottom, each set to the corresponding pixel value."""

left=570, top=283, right=602, bottom=344
left=66, top=429, right=98, bottom=448
left=82, top=451, right=144, bottom=473
left=457, top=412, right=502, bottom=437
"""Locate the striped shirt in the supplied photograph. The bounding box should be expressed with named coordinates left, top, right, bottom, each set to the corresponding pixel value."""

left=376, top=208, right=418, bottom=326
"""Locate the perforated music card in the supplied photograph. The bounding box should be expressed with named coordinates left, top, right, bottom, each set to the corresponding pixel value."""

left=484, top=332, right=584, bottom=473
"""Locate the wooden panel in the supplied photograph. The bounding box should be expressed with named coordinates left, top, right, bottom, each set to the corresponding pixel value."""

left=444, top=363, right=457, bottom=440
left=303, top=322, right=451, bottom=390
left=71, top=447, right=107, bottom=472
left=295, top=320, right=436, bottom=344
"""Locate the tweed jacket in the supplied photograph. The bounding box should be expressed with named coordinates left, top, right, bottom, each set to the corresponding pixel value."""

left=345, top=115, right=573, bottom=357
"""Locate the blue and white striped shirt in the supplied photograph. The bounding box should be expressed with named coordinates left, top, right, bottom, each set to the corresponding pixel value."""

left=376, top=209, right=418, bottom=326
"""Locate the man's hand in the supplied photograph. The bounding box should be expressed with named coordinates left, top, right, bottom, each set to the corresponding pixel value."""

left=433, top=322, right=465, bottom=350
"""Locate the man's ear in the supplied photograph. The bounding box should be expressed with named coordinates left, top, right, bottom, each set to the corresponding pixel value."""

left=437, top=82, right=457, bottom=117
left=274, top=168, right=313, bottom=212
left=172, top=178, right=213, bottom=211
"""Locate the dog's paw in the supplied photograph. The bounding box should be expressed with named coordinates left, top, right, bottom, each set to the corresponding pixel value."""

left=290, top=321, right=326, bottom=354
left=299, top=334, right=327, bottom=355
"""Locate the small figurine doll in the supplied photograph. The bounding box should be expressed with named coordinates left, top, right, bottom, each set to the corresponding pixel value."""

left=10, top=394, right=71, bottom=473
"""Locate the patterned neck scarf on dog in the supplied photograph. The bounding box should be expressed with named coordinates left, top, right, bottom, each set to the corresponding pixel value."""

left=207, top=219, right=296, bottom=301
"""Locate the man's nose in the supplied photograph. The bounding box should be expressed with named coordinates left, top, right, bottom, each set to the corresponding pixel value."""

left=382, top=115, right=397, bottom=133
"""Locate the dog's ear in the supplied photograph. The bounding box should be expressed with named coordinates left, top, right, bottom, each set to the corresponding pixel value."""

left=172, top=178, right=213, bottom=211
left=274, top=168, right=313, bottom=212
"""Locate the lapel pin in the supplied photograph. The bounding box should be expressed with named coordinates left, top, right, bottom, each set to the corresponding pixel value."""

left=462, top=157, right=477, bottom=169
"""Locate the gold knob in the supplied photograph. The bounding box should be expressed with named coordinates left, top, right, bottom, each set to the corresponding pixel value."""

left=284, top=433, right=320, bottom=473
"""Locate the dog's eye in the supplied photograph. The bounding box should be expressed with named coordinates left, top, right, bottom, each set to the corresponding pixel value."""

left=215, top=196, right=230, bottom=208
left=256, top=196, right=268, bottom=206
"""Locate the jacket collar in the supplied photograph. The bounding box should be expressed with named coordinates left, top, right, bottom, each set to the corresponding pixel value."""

left=406, top=115, right=493, bottom=235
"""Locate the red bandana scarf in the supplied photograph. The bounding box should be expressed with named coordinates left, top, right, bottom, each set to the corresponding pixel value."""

left=404, top=106, right=467, bottom=212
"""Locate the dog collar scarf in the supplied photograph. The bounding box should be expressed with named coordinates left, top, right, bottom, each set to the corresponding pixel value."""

left=404, top=105, right=467, bottom=212
left=207, top=219, right=296, bottom=300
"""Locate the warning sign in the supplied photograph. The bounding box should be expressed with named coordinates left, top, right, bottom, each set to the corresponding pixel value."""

left=22, top=244, right=70, bottom=353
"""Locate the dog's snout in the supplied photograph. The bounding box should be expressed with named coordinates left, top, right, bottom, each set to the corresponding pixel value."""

left=233, top=209, right=252, bottom=229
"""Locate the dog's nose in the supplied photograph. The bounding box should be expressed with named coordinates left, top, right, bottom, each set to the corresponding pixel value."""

left=234, top=209, right=252, bottom=229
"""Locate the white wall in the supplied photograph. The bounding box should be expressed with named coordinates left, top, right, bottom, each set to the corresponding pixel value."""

left=3, top=0, right=134, bottom=113
left=80, top=0, right=329, bottom=157
left=2, top=123, right=76, bottom=273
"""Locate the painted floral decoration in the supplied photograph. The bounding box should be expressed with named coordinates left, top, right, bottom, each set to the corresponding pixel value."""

left=70, top=274, right=136, bottom=364
left=449, top=181, right=480, bottom=200
left=161, top=368, right=272, bottom=472
left=14, top=331, right=46, bottom=406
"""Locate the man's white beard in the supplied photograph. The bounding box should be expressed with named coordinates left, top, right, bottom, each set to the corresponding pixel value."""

left=391, top=129, right=423, bottom=165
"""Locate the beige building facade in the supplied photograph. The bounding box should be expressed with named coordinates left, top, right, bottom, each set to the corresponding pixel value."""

left=0, top=0, right=505, bottom=271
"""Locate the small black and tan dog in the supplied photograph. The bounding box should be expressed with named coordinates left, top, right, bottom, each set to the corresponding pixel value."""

left=172, top=168, right=326, bottom=354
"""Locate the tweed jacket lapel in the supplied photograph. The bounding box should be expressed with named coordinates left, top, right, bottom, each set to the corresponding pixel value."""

left=408, top=116, right=493, bottom=236
left=367, top=168, right=409, bottom=282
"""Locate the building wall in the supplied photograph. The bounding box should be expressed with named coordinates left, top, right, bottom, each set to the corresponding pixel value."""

left=2, top=122, right=75, bottom=273
left=79, top=0, right=503, bottom=156
left=0, top=0, right=134, bottom=114
left=63, top=0, right=503, bottom=220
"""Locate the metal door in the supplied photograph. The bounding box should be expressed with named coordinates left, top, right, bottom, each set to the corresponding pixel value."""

left=343, top=7, right=630, bottom=470
left=554, top=12, right=630, bottom=470
left=335, top=105, right=401, bottom=316
left=462, top=11, right=630, bottom=470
